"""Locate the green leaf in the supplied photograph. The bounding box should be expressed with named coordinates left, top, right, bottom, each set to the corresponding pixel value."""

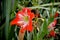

left=39, top=19, right=48, bottom=40
left=3, top=0, right=12, bottom=40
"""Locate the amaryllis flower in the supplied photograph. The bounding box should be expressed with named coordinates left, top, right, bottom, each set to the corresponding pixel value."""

left=10, top=8, right=34, bottom=33
left=48, top=20, right=57, bottom=37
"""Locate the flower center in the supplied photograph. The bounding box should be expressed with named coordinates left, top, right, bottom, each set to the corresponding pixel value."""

left=23, top=16, right=29, bottom=22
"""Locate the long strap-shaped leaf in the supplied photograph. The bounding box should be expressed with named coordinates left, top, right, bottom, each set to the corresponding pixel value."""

left=2, top=0, right=12, bottom=40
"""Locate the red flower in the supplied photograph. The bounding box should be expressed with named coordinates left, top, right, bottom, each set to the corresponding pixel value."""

left=10, top=8, right=34, bottom=33
left=49, top=30, right=56, bottom=37
left=54, top=12, right=59, bottom=18
left=48, top=20, right=57, bottom=37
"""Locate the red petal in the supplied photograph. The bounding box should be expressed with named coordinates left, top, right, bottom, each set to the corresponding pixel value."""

left=10, top=18, right=18, bottom=26
left=20, top=20, right=33, bottom=33
left=22, top=8, right=31, bottom=13
left=22, top=8, right=35, bottom=19
left=50, top=30, right=56, bottom=37
left=54, top=12, right=59, bottom=18
left=53, top=20, right=57, bottom=25
left=28, top=12, right=35, bottom=20
left=10, top=17, right=23, bottom=26
left=27, top=20, right=33, bottom=32
left=51, top=20, right=57, bottom=27
left=16, top=11, right=24, bottom=18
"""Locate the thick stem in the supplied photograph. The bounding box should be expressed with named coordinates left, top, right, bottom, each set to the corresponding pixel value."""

left=18, top=29, right=25, bottom=40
